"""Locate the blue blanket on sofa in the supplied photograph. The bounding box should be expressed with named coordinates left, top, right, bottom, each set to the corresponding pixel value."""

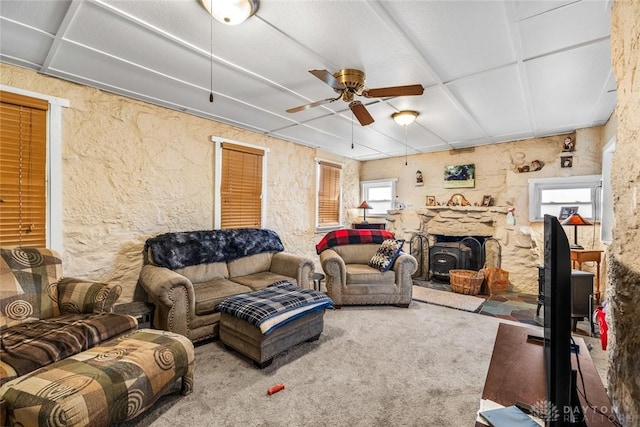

left=144, top=228, right=285, bottom=270
left=215, top=281, right=334, bottom=335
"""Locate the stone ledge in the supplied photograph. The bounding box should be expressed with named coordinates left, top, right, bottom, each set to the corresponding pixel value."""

left=416, top=206, right=510, bottom=214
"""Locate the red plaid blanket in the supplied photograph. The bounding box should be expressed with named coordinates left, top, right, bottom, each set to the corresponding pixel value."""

left=316, top=229, right=395, bottom=254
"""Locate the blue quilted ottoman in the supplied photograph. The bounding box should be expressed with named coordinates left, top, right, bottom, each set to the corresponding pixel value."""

left=217, top=281, right=333, bottom=368
left=0, top=329, right=194, bottom=426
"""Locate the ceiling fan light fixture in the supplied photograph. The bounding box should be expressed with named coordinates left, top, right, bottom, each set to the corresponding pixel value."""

left=392, top=110, right=418, bottom=126
left=202, top=0, right=259, bottom=25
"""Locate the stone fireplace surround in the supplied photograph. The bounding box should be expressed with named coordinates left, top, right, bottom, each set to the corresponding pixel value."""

left=386, top=206, right=541, bottom=294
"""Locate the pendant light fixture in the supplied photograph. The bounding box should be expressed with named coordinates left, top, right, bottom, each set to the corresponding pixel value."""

left=392, top=110, right=418, bottom=165
left=201, top=0, right=259, bottom=26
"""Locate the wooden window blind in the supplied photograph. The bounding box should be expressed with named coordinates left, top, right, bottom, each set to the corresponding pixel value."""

left=318, top=161, right=341, bottom=226
left=0, top=91, right=49, bottom=248
left=220, top=142, right=263, bottom=229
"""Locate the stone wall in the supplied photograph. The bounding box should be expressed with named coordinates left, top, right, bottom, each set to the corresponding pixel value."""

left=365, top=131, right=607, bottom=294
left=0, top=63, right=360, bottom=302
left=608, top=1, right=640, bottom=424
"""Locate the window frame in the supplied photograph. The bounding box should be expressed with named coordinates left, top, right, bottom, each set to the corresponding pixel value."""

left=315, top=158, right=343, bottom=232
left=213, top=137, right=269, bottom=229
left=0, top=85, right=68, bottom=252
left=528, top=175, right=602, bottom=222
left=360, top=178, right=397, bottom=217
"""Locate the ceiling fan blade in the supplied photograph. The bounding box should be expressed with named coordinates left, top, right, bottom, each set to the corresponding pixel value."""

left=286, top=95, right=341, bottom=113
left=309, top=69, right=346, bottom=91
left=349, top=101, right=374, bottom=126
left=363, top=84, right=424, bottom=98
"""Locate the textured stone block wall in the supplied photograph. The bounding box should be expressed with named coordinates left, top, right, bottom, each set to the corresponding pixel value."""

left=608, top=1, right=640, bottom=424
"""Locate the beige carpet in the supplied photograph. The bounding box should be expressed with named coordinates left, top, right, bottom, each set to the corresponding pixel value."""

left=412, top=285, right=485, bottom=312
left=119, top=301, right=607, bottom=427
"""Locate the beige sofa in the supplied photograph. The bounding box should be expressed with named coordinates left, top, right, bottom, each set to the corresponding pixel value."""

left=138, top=229, right=314, bottom=342
left=318, top=230, right=418, bottom=307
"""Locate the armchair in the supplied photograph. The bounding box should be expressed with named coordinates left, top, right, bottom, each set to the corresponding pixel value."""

left=317, top=230, right=417, bottom=307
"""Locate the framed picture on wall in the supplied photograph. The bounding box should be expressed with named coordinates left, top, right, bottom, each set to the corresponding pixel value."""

left=482, top=195, right=492, bottom=207
left=559, top=206, right=578, bottom=220
left=444, top=164, right=475, bottom=188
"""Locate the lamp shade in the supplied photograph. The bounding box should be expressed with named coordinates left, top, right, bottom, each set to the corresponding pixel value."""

left=560, top=213, right=592, bottom=226
left=391, top=110, right=418, bottom=126
left=561, top=212, right=592, bottom=249
left=358, top=201, right=372, bottom=223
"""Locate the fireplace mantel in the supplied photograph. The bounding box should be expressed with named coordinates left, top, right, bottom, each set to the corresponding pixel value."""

left=417, top=206, right=510, bottom=214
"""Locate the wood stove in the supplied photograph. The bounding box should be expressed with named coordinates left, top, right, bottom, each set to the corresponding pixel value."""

left=429, top=242, right=471, bottom=281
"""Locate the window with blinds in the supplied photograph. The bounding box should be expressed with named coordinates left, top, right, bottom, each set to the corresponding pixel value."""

left=317, top=161, right=341, bottom=227
left=220, top=142, right=264, bottom=228
left=0, top=91, right=48, bottom=248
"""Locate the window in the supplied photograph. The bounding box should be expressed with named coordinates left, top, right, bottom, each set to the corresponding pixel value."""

left=316, top=160, right=342, bottom=229
left=218, top=141, right=265, bottom=228
left=0, top=91, right=48, bottom=247
left=528, top=175, right=602, bottom=222
left=361, top=179, right=397, bottom=216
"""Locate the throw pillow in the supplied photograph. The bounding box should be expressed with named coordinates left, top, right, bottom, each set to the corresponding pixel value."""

left=368, top=239, right=405, bottom=272
left=56, top=278, right=122, bottom=314
left=0, top=247, right=62, bottom=331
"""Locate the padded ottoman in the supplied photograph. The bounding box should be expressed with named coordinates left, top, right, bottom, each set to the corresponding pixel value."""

left=0, top=329, right=194, bottom=427
left=220, top=309, right=325, bottom=368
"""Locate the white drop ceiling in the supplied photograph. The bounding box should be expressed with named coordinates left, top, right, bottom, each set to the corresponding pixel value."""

left=0, top=0, right=615, bottom=161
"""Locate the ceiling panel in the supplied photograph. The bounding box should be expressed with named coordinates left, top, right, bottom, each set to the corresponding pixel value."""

left=526, top=39, right=612, bottom=130
left=0, top=0, right=71, bottom=34
left=0, top=19, right=53, bottom=67
left=382, top=1, right=516, bottom=82
left=389, top=86, right=485, bottom=143
left=447, top=64, right=530, bottom=137
left=519, top=0, right=611, bottom=59
left=0, top=0, right=615, bottom=161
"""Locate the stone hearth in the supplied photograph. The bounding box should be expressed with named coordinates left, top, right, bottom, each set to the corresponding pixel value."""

left=386, top=207, right=540, bottom=294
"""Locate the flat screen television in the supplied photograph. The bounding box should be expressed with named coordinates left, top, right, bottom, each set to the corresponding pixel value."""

left=543, top=214, right=585, bottom=426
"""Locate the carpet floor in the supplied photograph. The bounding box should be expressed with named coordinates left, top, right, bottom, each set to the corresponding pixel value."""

left=119, top=300, right=607, bottom=427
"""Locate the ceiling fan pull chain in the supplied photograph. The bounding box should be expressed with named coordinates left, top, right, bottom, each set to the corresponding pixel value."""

left=209, top=13, right=214, bottom=103
left=351, top=110, right=354, bottom=149
left=405, top=125, right=408, bottom=166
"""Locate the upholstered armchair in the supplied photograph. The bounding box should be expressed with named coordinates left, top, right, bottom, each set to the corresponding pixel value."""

left=317, top=230, right=418, bottom=307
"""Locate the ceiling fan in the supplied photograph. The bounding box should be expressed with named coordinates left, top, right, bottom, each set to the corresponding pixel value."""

left=286, top=69, right=424, bottom=126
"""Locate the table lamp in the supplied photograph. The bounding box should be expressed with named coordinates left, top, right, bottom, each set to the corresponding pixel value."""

left=560, top=212, right=592, bottom=249
left=358, top=201, right=373, bottom=224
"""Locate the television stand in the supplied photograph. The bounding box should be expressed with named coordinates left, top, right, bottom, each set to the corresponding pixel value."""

left=526, top=334, right=580, bottom=354
left=476, top=323, right=616, bottom=427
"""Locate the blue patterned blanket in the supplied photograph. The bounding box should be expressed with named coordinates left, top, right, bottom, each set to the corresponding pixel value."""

left=215, top=281, right=334, bottom=335
left=145, top=228, right=285, bottom=270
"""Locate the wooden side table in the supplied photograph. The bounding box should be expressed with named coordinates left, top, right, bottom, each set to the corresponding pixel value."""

left=353, top=222, right=385, bottom=230
left=570, top=249, right=603, bottom=302
left=114, top=301, right=155, bottom=329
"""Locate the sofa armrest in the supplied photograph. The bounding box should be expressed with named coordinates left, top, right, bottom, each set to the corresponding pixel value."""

left=270, top=252, right=315, bottom=288
left=392, top=253, right=418, bottom=294
left=138, top=265, right=195, bottom=337
left=320, top=249, right=346, bottom=301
